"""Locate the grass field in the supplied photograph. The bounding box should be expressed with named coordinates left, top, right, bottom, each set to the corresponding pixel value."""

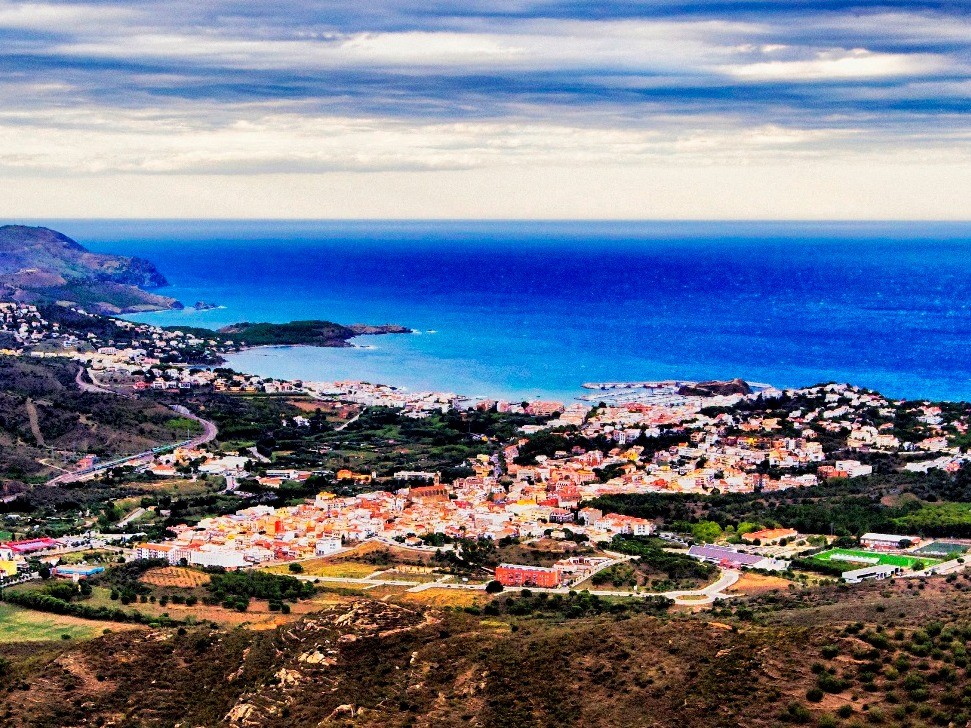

left=398, top=588, right=485, bottom=608
left=812, top=548, right=941, bottom=570
left=0, top=602, right=136, bottom=642
left=264, top=560, right=378, bottom=579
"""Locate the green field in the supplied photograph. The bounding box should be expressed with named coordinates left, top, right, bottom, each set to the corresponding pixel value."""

left=812, top=548, right=941, bottom=570
left=0, top=602, right=108, bottom=642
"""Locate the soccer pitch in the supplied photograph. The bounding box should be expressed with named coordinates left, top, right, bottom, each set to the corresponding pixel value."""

left=812, top=548, right=941, bottom=570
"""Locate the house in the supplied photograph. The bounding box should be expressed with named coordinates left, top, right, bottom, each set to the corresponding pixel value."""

left=134, top=542, right=180, bottom=564
left=495, top=563, right=562, bottom=588
left=577, top=507, right=603, bottom=525
left=315, top=537, right=342, bottom=556
left=53, top=564, right=105, bottom=580
left=4, top=537, right=59, bottom=555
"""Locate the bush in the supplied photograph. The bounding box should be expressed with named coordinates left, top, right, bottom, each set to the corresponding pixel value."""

left=806, top=687, right=824, bottom=703
left=817, top=674, right=849, bottom=694
left=782, top=702, right=812, bottom=724
left=485, top=580, right=504, bottom=594
left=288, top=563, right=304, bottom=574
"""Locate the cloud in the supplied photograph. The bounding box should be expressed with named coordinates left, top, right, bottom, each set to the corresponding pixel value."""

left=722, top=49, right=948, bottom=81
left=0, top=0, right=967, bottom=216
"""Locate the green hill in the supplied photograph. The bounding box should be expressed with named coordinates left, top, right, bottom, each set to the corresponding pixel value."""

left=0, top=225, right=181, bottom=314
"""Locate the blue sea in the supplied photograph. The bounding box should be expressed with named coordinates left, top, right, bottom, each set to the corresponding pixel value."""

left=33, top=220, right=971, bottom=403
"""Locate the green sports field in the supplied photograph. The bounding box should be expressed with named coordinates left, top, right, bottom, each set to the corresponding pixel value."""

left=811, top=548, right=941, bottom=570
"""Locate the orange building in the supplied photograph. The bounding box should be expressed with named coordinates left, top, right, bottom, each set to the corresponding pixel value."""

left=495, top=564, right=562, bottom=588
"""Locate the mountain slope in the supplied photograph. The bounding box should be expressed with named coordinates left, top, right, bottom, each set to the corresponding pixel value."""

left=0, top=225, right=181, bottom=314
left=4, top=574, right=971, bottom=728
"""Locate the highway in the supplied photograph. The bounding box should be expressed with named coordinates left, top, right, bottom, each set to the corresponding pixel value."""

left=47, top=401, right=218, bottom=485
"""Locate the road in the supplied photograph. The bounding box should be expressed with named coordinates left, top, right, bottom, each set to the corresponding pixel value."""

left=286, top=553, right=739, bottom=605
left=334, top=410, right=362, bottom=432
left=117, top=507, right=147, bottom=528
left=169, top=405, right=219, bottom=448
left=24, top=398, right=44, bottom=447
left=75, top=366, right=119, bottom=396
left=47, top=404, right=218, bottom=485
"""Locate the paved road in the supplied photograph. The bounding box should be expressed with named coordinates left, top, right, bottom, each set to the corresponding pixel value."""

left=285, top=554, right=739, bottom=605
left=47, top=404, right=218, bottom=485
left=659, top=568, right=740, bottom=605
left=117, top=507, right=147, bottom=528
left=169, top=405, right=219, bottom=448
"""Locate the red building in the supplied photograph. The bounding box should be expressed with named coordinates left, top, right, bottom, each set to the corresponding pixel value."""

left=495, top=564, right=562, bottom=589
left=4, top=537, right=59, bottom=555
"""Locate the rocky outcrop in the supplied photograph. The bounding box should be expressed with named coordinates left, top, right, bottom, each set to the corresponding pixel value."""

left=678, top=378, right=752, bottom=397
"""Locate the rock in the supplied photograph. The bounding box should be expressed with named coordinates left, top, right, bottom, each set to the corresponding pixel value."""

left=678, top=378, right=752, bottom=397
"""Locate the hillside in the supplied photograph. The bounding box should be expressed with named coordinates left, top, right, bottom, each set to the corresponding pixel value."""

left=3, top=575, right=971, bottom=727
left=219, top=320, right=411, bottom=348
left=0, top=356, right=187, bottom=487
left=0, top=225, right=181, bottom=314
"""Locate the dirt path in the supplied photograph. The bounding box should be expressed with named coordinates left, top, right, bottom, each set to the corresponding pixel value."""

left=24, top=398, right=45, bottom=447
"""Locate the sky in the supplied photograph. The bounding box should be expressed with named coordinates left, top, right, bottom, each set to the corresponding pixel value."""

left=0, top=0, right=969, bottom=219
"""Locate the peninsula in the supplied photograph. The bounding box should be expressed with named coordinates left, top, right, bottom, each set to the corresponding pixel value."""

left=0, top=225, right=181, bottom=315
left=217, top=320, right=413, bottom=348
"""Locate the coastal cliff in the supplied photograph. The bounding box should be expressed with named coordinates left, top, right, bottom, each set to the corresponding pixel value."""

left=0, top=225, right=182, bottom=314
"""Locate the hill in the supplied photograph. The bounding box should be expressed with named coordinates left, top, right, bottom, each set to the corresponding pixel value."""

left=0, top=355, right=188, bottom=488
left=219, top=320, right=411, bottom=348
left=3, top=574, right=971, bottom=727
left=0, top=225, right=181, bottom=314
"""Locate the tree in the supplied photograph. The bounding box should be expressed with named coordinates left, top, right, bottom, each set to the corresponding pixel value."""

left=691, top=520, right=723, bottom=543
left=485, top=580, right=504, bottom=594
left=288, top=562, right=304, bottom=574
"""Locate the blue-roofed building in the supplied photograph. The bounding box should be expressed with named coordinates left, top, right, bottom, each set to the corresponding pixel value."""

left=52, top=564, right=105, bottom=580
left=688, top=544, right=789, bottom=571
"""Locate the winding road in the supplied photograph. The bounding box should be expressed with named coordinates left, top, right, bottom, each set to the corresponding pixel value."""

left=46, top=378, right=219, bottom=485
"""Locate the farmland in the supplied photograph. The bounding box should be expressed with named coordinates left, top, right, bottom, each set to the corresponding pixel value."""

left=140, top=566, right=211, bottom=588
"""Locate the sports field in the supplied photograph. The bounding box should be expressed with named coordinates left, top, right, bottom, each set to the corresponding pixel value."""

left=812, top=548, right=940, bottom=570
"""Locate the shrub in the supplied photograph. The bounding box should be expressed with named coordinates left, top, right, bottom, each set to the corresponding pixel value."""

left=806, top=687, right=824, bottom=703
left=782, top=703, right=812, bottom=724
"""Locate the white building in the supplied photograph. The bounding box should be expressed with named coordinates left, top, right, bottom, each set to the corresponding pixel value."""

left=315, top=537, right=342, bottom=556
left=843, top=564, right=901, bottom=584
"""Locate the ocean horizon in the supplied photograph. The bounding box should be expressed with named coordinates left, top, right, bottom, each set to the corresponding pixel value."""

left=32, top=219, right=971, bottom=403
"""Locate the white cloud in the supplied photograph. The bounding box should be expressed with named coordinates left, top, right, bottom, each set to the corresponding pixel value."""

left=721, top=48, right=947, bottom=81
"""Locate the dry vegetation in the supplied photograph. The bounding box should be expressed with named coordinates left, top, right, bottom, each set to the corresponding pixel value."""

left=8, top=573, right=971, bottom=726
